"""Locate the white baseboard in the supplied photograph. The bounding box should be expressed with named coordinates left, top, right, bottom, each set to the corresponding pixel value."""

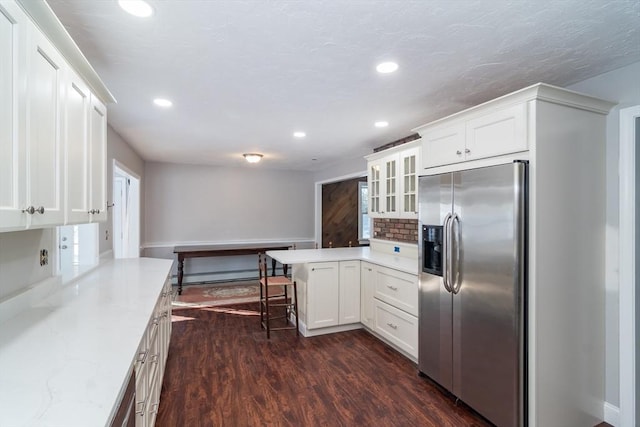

left=604, top=402, right=619, bottom=427
left=297, top=319, right=363, bottom=337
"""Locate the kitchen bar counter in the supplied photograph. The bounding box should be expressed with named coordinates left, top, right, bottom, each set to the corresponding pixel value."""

left=0, top=257, right=174, bottom=427
left=266, top=246, right=418, bottom=275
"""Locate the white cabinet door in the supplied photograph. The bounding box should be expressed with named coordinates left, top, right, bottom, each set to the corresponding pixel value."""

left=26, top=26, right=65, bottom=227
left=465, top=103, right=527, bottom=161
left=89, top=95, right=107, bottom=222
left=339, top=260, right=360, bottom=324
left=368, top=159, right=382, bottom=217
left=360, top=262, right=375, bottom=329
left=0, top=1, right=27, bottom=230
left=421, top=123, right=465, bottom=168
left=368, top=153, right=400, bottom=218
left=307, top=262, right=340, bottom=329
left=399, top=146, right=419, bottom=218
left=382, top=154, right=399, bottom=216
left=64, top=70, right=91, bottom=224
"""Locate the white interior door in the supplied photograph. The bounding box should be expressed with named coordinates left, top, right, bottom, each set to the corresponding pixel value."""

left=112, top=162, right=140, bottom=259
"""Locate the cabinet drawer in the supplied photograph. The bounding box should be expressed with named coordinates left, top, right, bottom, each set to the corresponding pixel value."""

left=374, top=299, right=418, bottom=358
left=374, top=266, right=418, bottom=316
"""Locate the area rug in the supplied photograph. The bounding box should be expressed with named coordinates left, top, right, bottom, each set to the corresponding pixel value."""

left=173, top=281, right=261, bottom=309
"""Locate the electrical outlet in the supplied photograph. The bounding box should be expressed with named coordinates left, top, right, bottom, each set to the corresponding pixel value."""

left=105, top=229, right=109, bottom=240
left=40, top=249, right=48, bottom=266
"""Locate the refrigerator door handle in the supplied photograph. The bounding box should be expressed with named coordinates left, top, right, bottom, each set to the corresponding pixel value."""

left=442, top=213, right=453, bottom=293
left=451, top=213, right=461, bottom=294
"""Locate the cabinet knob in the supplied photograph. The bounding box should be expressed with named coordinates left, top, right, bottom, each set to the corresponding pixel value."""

left=34, top=206, right=45, bottom=214
left=95, top=209, right=100, bottom=214
left=456, top=150, right=462, bottom=156
left=22, top=206, right=35, bottom=214
left=88, top=209, right=95, bottom=214
left=465, top=148, right=471, bottom=154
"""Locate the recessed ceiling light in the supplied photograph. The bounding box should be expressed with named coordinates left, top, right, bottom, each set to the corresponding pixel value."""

left=375, top=121, right=389, bottom=128
left=118, top=0, right=154, bottom=17
left=376, top=62, right=398, bottom=74
left=243, top=153, right=263, bottom=163
left=293, top=131, right=306, bottom=138
left=153, top=98, right=172, bottom=108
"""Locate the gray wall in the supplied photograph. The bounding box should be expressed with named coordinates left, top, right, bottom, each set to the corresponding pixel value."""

left=101, top=126, right=145, bottom=254
left=0, top=228, right=54, bottom=300
left=142, top=162, right=315, bottom=281
left=568, top=60, right=640, bottom=407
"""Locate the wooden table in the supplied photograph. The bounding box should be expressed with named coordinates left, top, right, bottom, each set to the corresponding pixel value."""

left=173, top=244, right=290, bottom=294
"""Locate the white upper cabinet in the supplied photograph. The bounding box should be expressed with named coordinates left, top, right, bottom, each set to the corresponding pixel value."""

left=399, top=145, right=420, bottom=218
left=64, top=70, right=90, bottom=224
left=89, top=95, right=107, bottom=222
left=0, top=1, right=27, bottom=231
left=419, top=103, right=527, bottom=169
left=25, top=24, right=65, bottom=228
left=365, top=140, right=421, bottom=219
left=0, top=0, right=112, bottom=232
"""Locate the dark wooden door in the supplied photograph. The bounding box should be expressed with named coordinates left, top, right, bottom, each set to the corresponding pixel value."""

left=322, top=177, right=366, bottom=248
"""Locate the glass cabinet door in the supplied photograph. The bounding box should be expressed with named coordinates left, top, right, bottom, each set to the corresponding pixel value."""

left=400, top=146, right=420, bottom=218
left=384, top=157, right=397, bottom=215
left=369, top=162, right=381, bottom=216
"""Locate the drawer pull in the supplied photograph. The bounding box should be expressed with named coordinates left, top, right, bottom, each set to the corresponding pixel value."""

left=386, top=285, right=398, bottom=291
left=386, top=322, right=398, bottom=330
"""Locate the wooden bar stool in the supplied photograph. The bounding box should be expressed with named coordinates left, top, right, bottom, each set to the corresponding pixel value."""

left=258, top=253, right=299, bottom=338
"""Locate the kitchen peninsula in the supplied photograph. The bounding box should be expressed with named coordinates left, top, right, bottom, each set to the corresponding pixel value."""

left=267, top=244, right=420, bottom=361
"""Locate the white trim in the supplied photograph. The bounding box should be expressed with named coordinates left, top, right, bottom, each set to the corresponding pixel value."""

left=604, top=402, right=620, bottom=427
left=314, top=171, right=367, bottom=246
left=141, top=238, right=315, bottom=250
left=112, top=159, right=140, bottom=181
left=619, top=105, right=639, bottom=427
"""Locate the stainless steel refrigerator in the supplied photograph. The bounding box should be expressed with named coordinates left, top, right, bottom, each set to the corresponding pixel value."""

left=418, top=161, right=527, bottom=427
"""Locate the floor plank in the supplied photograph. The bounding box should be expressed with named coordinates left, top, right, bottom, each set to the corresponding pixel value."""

left=157, top=303, right=492, bottom=426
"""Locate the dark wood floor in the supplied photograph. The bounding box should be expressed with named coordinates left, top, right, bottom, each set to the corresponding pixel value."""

left=156, top=303, right=492, bottom=426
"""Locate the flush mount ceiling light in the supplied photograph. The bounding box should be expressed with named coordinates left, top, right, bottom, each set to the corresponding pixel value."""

left=376, top=61, right=399, bottom=74
left=118, top=0, right=154, bottom=17
left=293, top=131, right=306, bottom=138
left=375, top=121, right=389, bottom=128
left=243, top=153, right=263, bottom=163
left=153, top=98, right=172, bottom=108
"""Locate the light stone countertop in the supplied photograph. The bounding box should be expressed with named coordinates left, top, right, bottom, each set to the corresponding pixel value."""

left=0, top=257, right=174, bottom=427
left=266, top=247, right=418, bottom=275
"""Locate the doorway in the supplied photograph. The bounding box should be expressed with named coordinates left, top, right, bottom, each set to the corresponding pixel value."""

left=112, top=161, right=140, bottom=259
left=619, top=105, right=639, bottom=427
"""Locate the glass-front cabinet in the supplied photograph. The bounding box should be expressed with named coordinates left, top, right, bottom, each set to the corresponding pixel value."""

left=400, top=146, right=420, bottom=218
left=365, top=140, right=421, bottom=220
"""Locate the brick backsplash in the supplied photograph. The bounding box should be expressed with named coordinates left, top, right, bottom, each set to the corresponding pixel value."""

left=373, top=218, right=418, bottom=243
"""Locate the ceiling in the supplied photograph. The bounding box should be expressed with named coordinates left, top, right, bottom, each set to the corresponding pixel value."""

left=46, top=0, right=640, bottom=172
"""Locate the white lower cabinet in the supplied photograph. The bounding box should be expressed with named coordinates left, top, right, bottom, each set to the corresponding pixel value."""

left=360, top=262, right=375, bottom=329
left=134, top=277, right=171, bottom=427
left=373, top=265, right=418, bottom=317
left=297, top=260, right=361, bottom=331
left=373, top=299, right=419, bottom=358
left=306, top=262, right=340, bottom=329
left=361, top=262, right=418, bottom=360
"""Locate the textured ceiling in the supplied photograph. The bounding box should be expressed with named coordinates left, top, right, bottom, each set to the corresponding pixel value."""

left=47, top=0, right=640, bottom=171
